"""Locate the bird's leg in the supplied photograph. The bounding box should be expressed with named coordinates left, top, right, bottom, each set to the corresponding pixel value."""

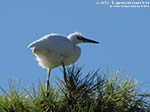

left=46, top=69, right=51, bottom=96
left=62, top=63, right=67, bottom=83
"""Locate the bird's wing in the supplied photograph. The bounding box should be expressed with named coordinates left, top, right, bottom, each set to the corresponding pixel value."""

left=28, top=34, right=53, bottom=48
left=28, top=34, right=65, bottom=48
left=28, top=33, right=74, bottom=55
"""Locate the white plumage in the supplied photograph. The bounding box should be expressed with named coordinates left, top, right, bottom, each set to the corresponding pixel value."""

left=28, top=33, right=80, bottom=69
left=28, top=32, right=99, bottom=92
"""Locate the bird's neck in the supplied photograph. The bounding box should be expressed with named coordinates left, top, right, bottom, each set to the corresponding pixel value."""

left=67, top=38, right=78, bottom=45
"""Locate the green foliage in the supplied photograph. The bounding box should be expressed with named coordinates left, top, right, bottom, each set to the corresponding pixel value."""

left=0, top=66, right=150, bottom=112
left=0, top=80, right=32, bottom=112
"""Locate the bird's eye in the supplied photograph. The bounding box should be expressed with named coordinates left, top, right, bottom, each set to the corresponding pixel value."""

left=77, top=36, right=83, bottom=40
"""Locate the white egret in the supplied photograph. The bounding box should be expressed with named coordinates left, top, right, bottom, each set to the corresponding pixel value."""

left=28, top=32, right=99, bottom=93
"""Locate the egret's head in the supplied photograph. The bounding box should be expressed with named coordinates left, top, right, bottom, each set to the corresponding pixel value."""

left=67, top=32, right=99, bottom=45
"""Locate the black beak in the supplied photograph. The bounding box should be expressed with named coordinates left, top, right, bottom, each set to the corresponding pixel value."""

left=77, top=36, right=99, bottom=44
left=83, top=38, right=99, bottom=44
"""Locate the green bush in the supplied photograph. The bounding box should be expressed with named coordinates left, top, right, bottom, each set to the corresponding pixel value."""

left=0, top=66, right=150, bottom=112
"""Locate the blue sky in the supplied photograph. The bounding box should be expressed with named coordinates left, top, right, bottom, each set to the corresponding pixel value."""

left=0, top=0, right=150, bottom=91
